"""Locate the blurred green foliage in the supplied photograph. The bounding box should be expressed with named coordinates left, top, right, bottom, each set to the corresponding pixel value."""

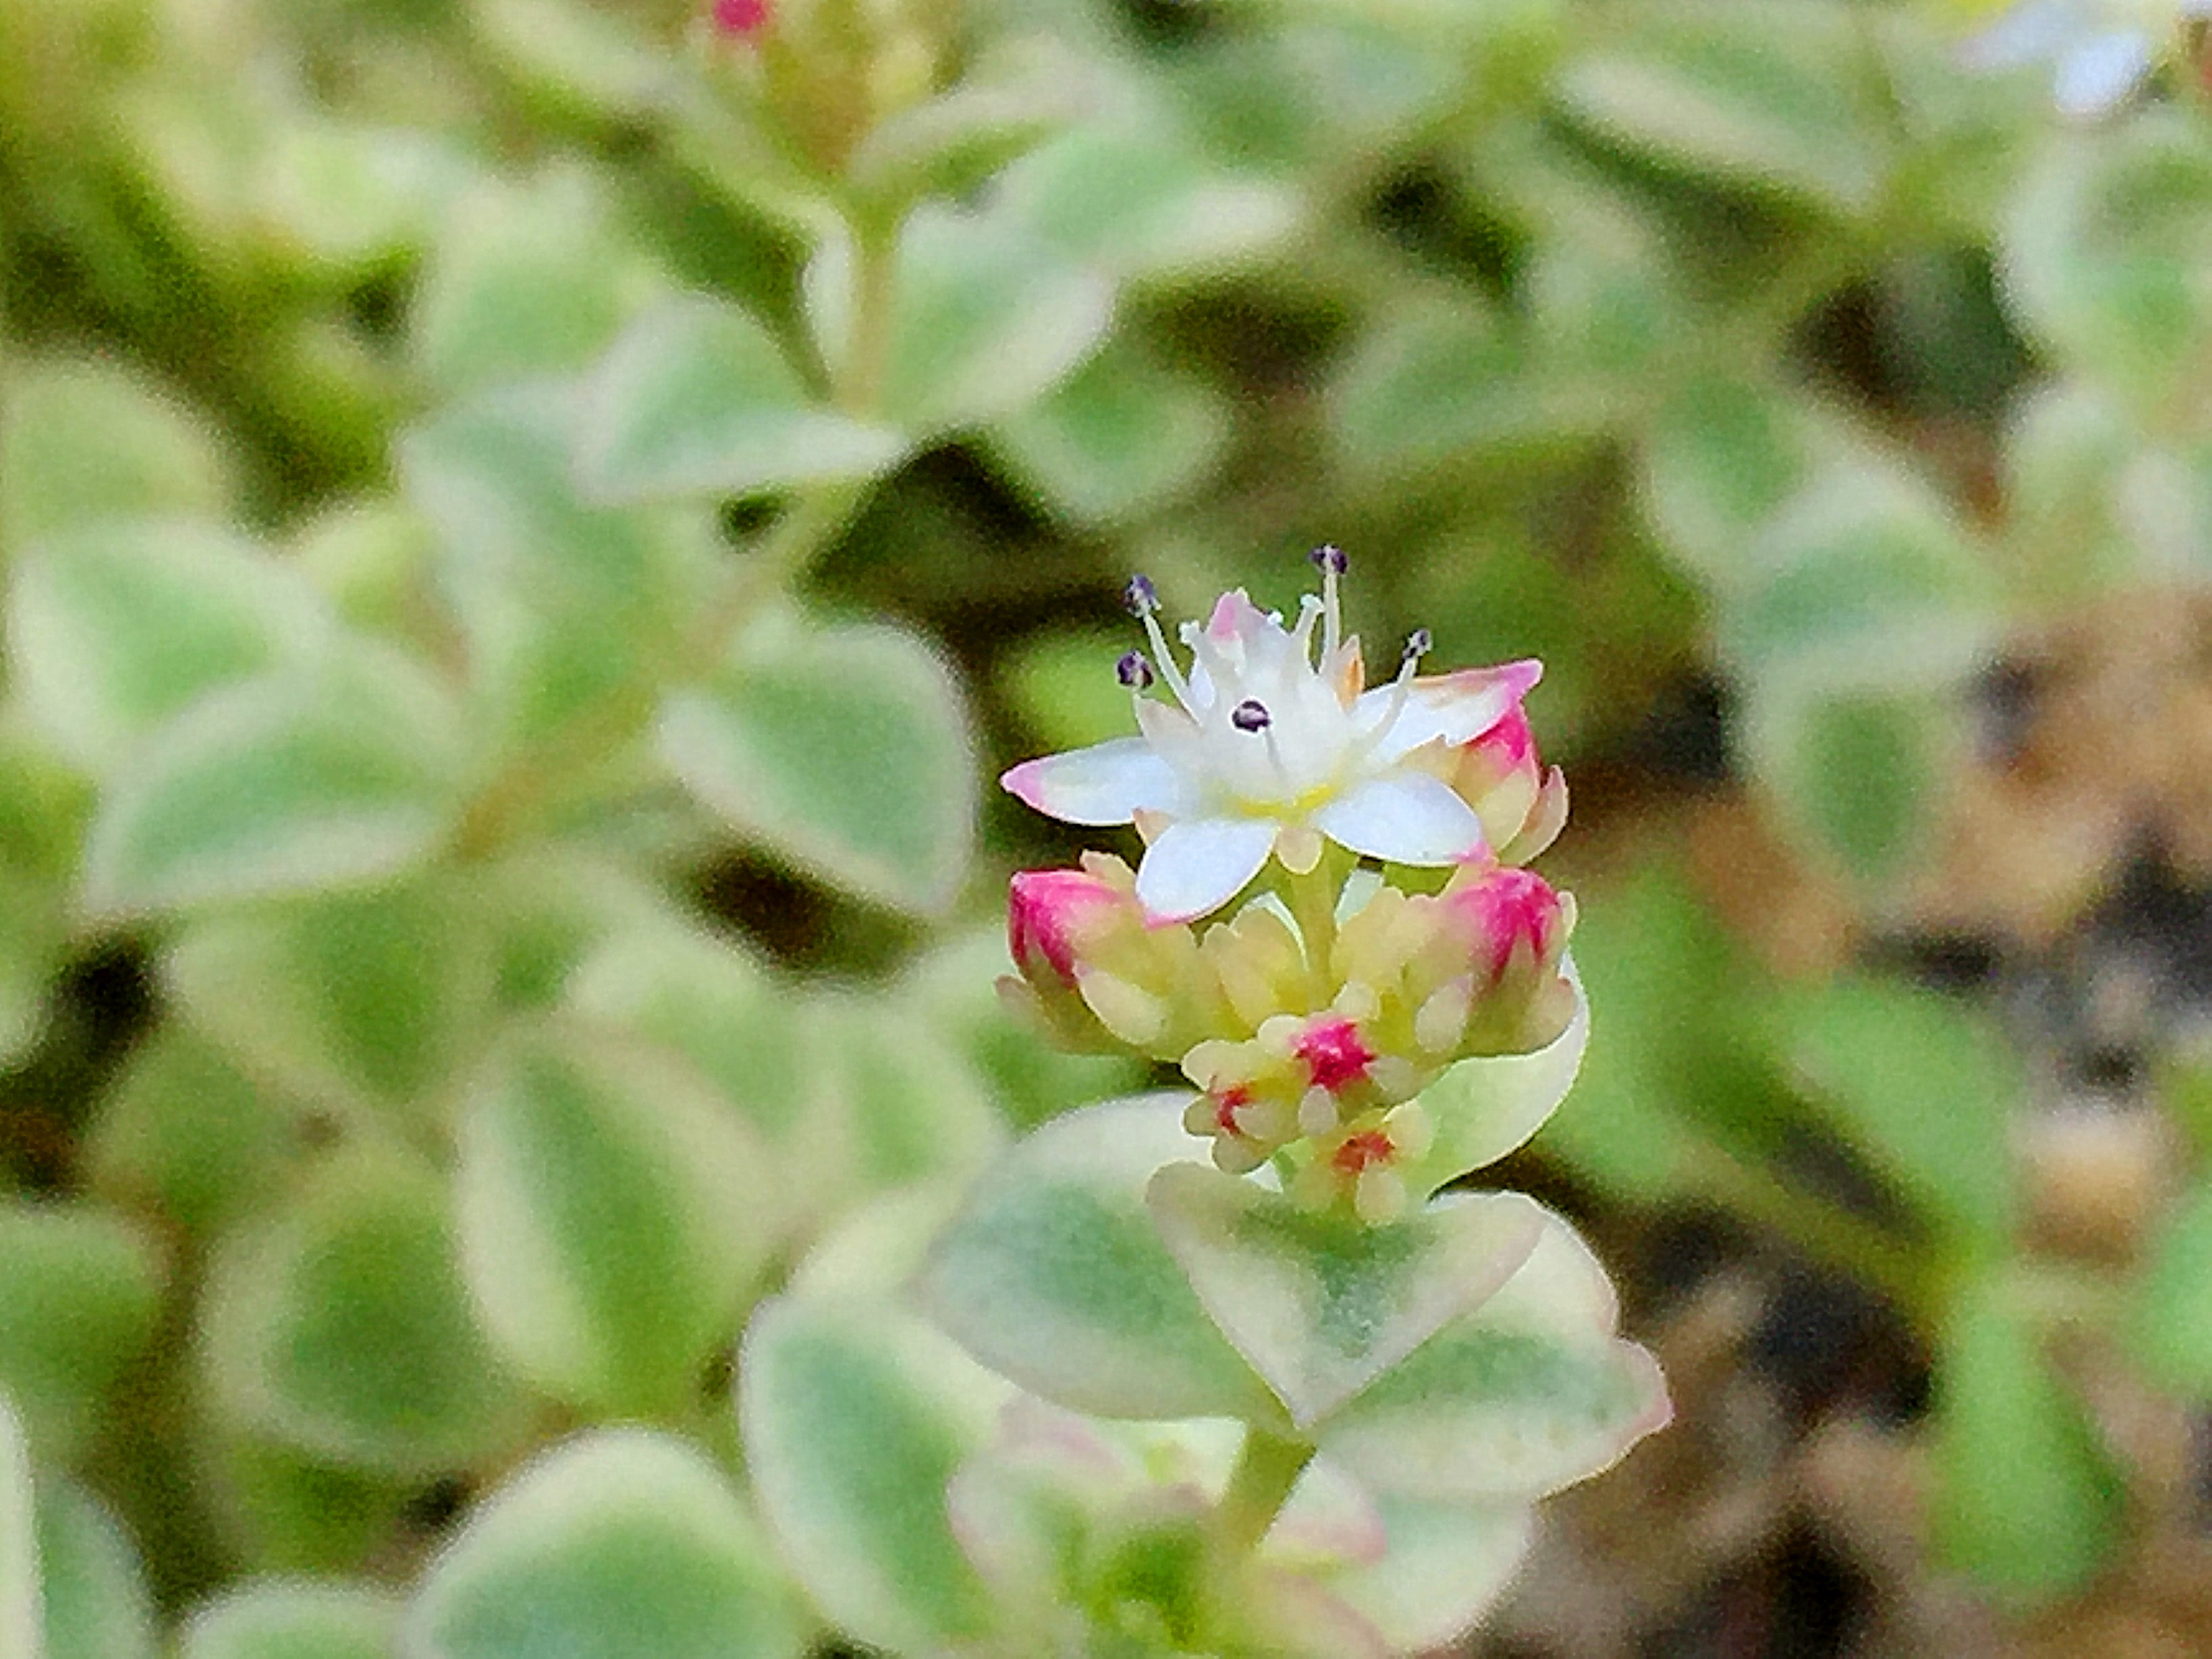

left=3, top=0, right=2212, bottom=1648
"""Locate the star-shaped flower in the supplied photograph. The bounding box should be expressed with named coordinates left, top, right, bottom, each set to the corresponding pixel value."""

left=1001, top=550, right=1540, bottom=924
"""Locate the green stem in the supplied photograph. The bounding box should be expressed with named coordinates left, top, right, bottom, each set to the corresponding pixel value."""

left=1205, top=1425, right=1314, bottom=1601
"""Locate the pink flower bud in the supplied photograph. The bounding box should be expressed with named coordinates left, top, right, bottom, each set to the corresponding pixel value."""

left=1439, top=703, right=1565, bottom=863
left=1008, top=868, right=1124, bottom=989
left=1441, top=866, right=1563, bottom=984
left=712, top=0, right=769, bottom=34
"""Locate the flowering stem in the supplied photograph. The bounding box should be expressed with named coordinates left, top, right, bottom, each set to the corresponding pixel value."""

left=1284, top=860, right=1340, bottom=1004
left=1204, top=1425, right=1313, bottom=1614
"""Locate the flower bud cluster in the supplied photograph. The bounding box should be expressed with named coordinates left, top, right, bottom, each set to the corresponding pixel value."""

left=1002, top=562, right=1576, bottom=1227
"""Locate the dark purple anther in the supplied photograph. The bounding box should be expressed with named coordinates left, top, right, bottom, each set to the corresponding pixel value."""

left=1404, top=627, right=1432, bottom=662
left=1116, top=651, right=1155, bottom=689
left=1309, top=544, right=1349, bottom=576
left=1124, top=574, right=1160, bottom=618
left=1231, top=699, right=1272, bottom=733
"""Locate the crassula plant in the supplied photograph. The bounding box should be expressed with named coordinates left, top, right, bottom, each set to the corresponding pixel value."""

left=739, top=553, right=1669, bottom=1658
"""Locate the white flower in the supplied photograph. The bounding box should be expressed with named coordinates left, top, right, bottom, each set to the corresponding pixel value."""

left=1000, top=551, right=1540, bottom=924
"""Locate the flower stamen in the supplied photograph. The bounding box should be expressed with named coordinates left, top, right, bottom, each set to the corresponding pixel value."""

left=1126, top=574, right=1196, bottom=709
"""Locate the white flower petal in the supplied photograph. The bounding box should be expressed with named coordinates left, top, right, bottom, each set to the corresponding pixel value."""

left=1357, top=661, right=1542, bottom=764
left=1312, top=773, right=1488, bottom=867
left=1135, top=816, right=1277, bottom=922
left=1000, top=737, right=1183, bottom=826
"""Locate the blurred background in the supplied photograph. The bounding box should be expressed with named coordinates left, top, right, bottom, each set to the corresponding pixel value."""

left=5, top=0, right=2212, bottom=1653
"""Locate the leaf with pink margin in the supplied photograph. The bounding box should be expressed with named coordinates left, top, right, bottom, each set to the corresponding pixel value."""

left=1313, top=1206, right=1670, bottom=1502
left=1399, top=960, right=1589, bottom=1202
left=1145, top=1166, right=1547, bottom=1429
left=920, top=1097, right=1282, bottom=1425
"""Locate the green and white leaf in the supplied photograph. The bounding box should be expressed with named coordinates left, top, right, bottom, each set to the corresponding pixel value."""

left=0, top=355, right=234, bottom=539
left=1402, top=967, right=1589, bottom=1200
left=921, top=1097, right=1278, bottom=1424
left=988, top=340, right=1231, bottom=527
left=412, top=165, right=666, bottom=396
left=86, top=1030, right=304, bottom=1235
left=82, top=646, right=466, bottom=916
left=741, top=1291, right=1005, bottom=1658
left=35, top=1479, right=155, bottom=1659
left=400, top=389, right=715, bottom=751
left=199, top=1154, right=525, bottom=1476
left=9, top=521, right=327, bottom=775
left=454, top=1025, right=777, bottom=1414
left=0, top=1394, right=38, bottom=1659
left=1146, top=1168, right=1545, bottom=1429
left=177, top=1580, right=399, bottom=1659
left=659, top=610, right=976, bottom=914
left=164, top=872, right=494, bottom=1123
left=1557, top=1, right=1890, bottom=216
left=806, top=203, right=1112, bottom=436
left=1312, top=1208, right=1670, bottom=1502
left=0, top=1202, right=165, bottom=1462
left=577, top=297, right=904, bottom=505
left=405, top=1429, right=808, bottom=1659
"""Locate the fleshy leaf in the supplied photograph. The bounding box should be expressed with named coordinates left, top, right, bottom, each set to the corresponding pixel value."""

left=9, top=521, right=327, bottom=775
left=1145, top=1170, right=1545, bottom=1429
left=163, top=872, right=493, bottom=1122
left=177, top=1581, right=399, bottom=1659
left=1401, top=965, right=1589, bottom=1200
left=403, top=1429, right=807, bottom=1659
left=742, top=1291, right=1005, bottom=1657
left=659, top=612, right=976, bottom=914
left=36, top=1479, right=155, bottom=1659
left=81, top=648, right=465, bottom=916
left=199, top=1155, right=525, bottom=1477
left=921, top=1097, right=1277, bottom=1424
left=412, top=166, right=663, bottom=396
left=1930, top=1269, right=2123, bottom=1601
left=454, top=1025, right=777, bottom=1414
left=400, top=389, right=714, bottom=752
left=1557, top=1, right=1889, bottom=216
left=0, top=1395, right=37, bottom=1659
left=988, top=340, right=1231, bottom=527
left=577, top=297, right=905, bottom=504
left=1314, top=1208, right=1670, bottom=1501
left=808, top=997, right=1006, bottom=1198
left=997, top=122, right=1302, bottom=282
left=1774, top=977, right=2015, bottom=1250
left=0, top=1202, right=165, bottom=1461
left=1325, top=1492, right=1534, bottom=1656
left=86, top=1030, right=303, bottom=1235
left=806, top=202, right=1112, bottom=436
left=0, top=354, right=234, bottom=539
left=2127, top=1179, right=2212, bottom=1397
left=2003, top=113, right=2212, bottom=413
